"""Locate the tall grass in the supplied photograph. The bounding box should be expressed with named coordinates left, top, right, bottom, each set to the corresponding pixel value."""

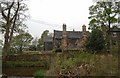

left=47, top=50, right=118, bottom=76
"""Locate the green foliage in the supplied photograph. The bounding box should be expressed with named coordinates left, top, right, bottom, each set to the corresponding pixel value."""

left=88, top=2, right=119, bottom=30
left=41, top=30, right=49, bottom=39
left=11, top=32, right=33, bottom=53
left=28, top=45, right=37, bottom=51
left=37, top=30, right=49, bottom=51
left=29, top=38, right=38, bottom=51
left=34, top=70, right=46, bottom=78
left=62, top=58, right=75, bottom=68
left=88, top=2, right=120, bottom=50
left=75, top=52, right=95, bottom=63
left=85, top=28, right=105, bottom=53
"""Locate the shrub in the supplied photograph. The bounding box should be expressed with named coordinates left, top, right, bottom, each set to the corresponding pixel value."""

left=85, top=28, right=105, bottom=53
left=33, top=70, right=46, bottom=78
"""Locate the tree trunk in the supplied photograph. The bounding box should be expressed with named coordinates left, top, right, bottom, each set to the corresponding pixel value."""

left=2, top=2, right=20, bottom=61
left=107, top=17, right=111, bottom=51
left=2, top=23, right=11, bottom=61
left=19, top=44, right=23, bottom=54
left=118, top=32, right=120, bottom=76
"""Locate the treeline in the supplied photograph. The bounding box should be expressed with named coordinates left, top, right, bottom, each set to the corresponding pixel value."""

left=9, top=30, right=51, bottom=54
left=85, top=2, right=120, bottom=53
left=0, top=1, right=120, bottom=59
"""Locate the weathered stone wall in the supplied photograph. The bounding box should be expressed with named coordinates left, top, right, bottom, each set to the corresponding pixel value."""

left=7, top=53, right=56, bottom=62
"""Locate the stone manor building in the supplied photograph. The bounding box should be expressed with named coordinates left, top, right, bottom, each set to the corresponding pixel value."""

left=44, top=24, right=89, bottom=51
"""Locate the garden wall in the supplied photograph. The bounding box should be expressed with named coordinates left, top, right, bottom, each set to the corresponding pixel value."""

left=7, top=53, right=56, bottom=62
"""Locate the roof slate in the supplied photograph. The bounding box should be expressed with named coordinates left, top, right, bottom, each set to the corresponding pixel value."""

left=68, top=31, right=82, bottom=38
left=44, top=30, right=90, bottom=42
left=54, top=30, right=89, bottom=39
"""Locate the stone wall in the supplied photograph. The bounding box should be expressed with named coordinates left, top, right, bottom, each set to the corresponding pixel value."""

left=7, top=53, right=56, bottom=62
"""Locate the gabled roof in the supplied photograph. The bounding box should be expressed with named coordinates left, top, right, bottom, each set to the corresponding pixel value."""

left=44, top=30, right=90, bottom=42
left=54, top=30, right=89, bottom=39
left=54, top=30, right=62, bottom=39
left=68, top=31, right=82, bottom=38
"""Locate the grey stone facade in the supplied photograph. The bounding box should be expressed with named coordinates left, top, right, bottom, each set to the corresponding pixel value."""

left=44, top=24, right=89, bottom=51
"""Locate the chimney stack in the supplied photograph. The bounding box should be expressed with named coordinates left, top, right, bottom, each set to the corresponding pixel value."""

left=82, top=25, right=86, bottom=35
left=62, top=24, right=67, bottom=51
left=82, top=25, right=86, bottom=32
left=63, top=24, right=66, bottom=32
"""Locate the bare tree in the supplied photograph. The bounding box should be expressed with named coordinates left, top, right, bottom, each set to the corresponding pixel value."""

left=0, top=0, right=29, bottom=60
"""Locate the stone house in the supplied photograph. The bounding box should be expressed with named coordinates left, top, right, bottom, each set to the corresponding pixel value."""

left=44, top=24, right=89, bottom=51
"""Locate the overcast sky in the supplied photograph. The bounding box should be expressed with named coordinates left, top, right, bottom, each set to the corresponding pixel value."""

left=25, top=0, right=94, bottom=38
left=0, top=0, right=94, bottom=39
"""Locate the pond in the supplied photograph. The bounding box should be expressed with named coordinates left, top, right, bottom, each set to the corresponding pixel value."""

left=2, top=67, right=47, bottom=77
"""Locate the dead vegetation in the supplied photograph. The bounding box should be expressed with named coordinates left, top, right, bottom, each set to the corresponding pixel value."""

left=46, top=50, right=118, bottom=77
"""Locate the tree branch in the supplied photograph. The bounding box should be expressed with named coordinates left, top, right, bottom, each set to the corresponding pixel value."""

left=0, top=3, right=7, bottom=20
left=7, top=2, right=14, bottom=21
left=10, top=2, right=20, bottom=22
left=9, top=2, right=20, bottom=43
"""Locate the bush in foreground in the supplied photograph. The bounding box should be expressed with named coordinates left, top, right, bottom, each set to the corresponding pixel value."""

left=33, top=70, right=46, bottom=78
